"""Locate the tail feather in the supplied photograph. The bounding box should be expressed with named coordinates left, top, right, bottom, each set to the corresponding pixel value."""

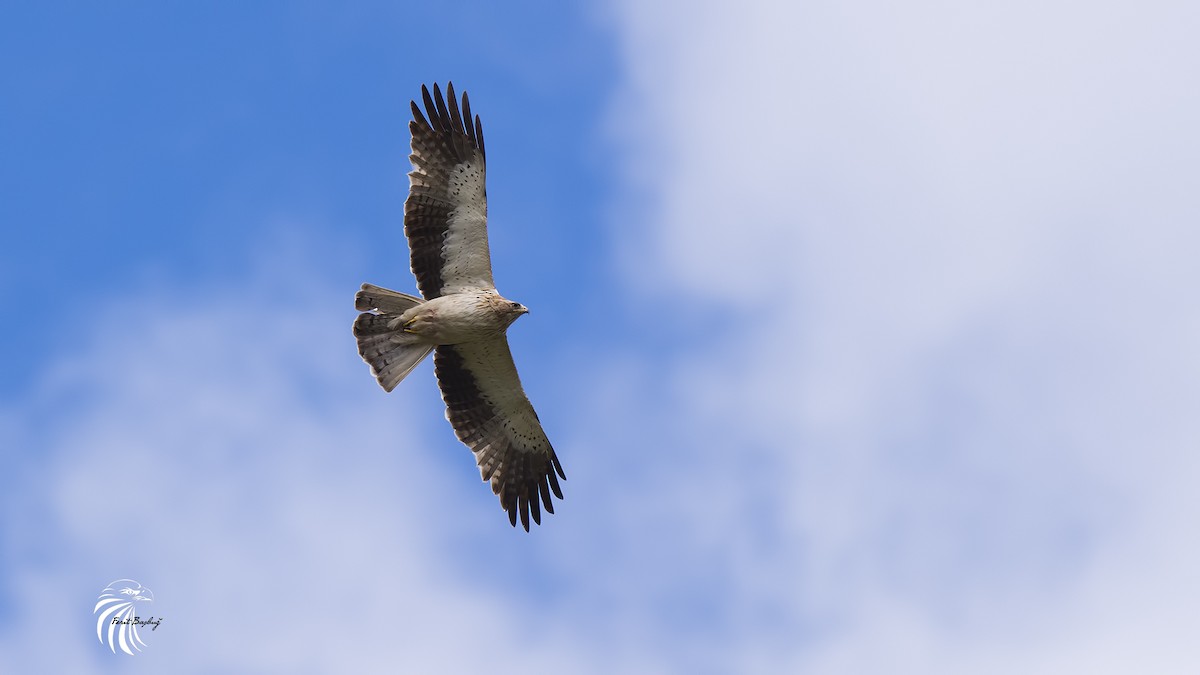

left=354, top=315, right=433, bottom=391
left=357, top=283, right=424, bottom=313
left=354, top=284, right=432, bottom=391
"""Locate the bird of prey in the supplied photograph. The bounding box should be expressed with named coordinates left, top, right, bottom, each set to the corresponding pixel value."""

left=353, top=82, right=565, bottom=531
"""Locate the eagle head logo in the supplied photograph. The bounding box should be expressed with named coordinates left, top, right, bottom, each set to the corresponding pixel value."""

left=94, top=579, right=156, bottom=655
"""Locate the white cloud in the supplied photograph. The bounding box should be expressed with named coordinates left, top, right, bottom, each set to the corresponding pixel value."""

left=606, top=0, right=1200, bottom=671
left=5, top=3, right=1200, bottom=670
left=0, top=239, right=592, bottom=673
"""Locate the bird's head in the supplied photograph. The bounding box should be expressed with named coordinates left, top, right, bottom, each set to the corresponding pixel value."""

left=484, top=294, right=528, bottom=327
left=497, top=298, right=529, bottom=326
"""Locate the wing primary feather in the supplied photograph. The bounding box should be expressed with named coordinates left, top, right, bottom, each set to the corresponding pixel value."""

left=410, top=99, right=430, bottom=130
left=421, top=84, right=440, bottom=131
left=443, top=81, right=467, bottom=159
left=474, top=115, right=486, bottom=159
left=519, top=492, right=531, bottom=531
left=552, top=455, right=566, bottom=480
left=529, top=488, right=542, bottom=526
left=461, top=91, right=476, bottom=147
left=505, top=490, right=518, bottom=527
left=432, top=83, right=452, bottom=134
left=547, top=469, right=563, bottom=500
left=446, top=81, right=464, bottom=135
left=539, top=474, right=555, bottom=513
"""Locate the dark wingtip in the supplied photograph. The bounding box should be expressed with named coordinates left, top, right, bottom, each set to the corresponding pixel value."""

left=530, top=492, right=542, bottom=526
left=446, top=82, right=466, bottom=133
left=461, top=91, right=475, bottom=146
left=420, top=83, right=438, bottom=129
left=413, top=82, right=485, bottom=157
left=431, top=82, right=451, bottom=132
left=503, top=488, right=519, bottom=528
left=539, top=474, right=555, bottom=514
left=410, top=99, right=429, bottom=129
left=474, top=115, right=485, bottom=158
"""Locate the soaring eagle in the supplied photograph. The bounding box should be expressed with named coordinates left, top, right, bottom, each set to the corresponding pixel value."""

left=354, top=82, right=565, bottom=531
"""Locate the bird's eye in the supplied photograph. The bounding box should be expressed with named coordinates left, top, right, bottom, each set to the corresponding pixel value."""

left=511, top=302, right=521, bottom=309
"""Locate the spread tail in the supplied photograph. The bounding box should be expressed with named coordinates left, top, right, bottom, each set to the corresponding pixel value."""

left=354, top=283, right=433, bottom=391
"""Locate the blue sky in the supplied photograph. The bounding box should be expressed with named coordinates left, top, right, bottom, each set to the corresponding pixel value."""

left=3, top=1, right=1200, bottom=672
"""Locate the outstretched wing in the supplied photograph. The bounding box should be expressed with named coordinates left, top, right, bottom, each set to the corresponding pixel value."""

left=434, top=338, right=565, bottom=531
left=406, top=82, right=494, bottom=299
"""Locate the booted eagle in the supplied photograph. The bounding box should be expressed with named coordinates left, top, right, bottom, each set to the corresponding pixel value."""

left=354, top=82, right=565, bottom=531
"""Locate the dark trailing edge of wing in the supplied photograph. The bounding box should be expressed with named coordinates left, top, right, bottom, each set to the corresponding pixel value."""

left=434, top=345, right=565, bottom=531
left=404, top=81, right=487, bottom=300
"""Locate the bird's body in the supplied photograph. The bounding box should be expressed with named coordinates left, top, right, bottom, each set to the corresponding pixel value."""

left=353, top=82, right=565, bottom=530
left=395, top=291, right=526, bottom=345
